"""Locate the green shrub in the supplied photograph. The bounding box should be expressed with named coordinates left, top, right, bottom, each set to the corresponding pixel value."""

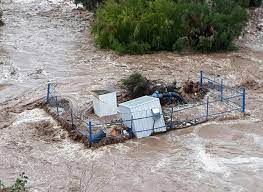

left=11, top=173, right=28, bottom=192
left=0, top=173, right=28, bottom=192
left=74, top=0, right=261, bottom=11
left=121, top=72, right=149, bottom=98
left=92, top=0, right=249, bottom=54
left=172, top=37, right=189, bottom=52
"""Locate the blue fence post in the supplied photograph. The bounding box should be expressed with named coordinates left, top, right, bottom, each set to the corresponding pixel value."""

left=170, top=106, right=174, bottom=128
left=242, top=88, right=246, bottom=113
left=88, top=121, right=93, bottom=144
left=46, top=83, right=51, bottom=103
left=55, top=96, right=59, bottom=116
left=200, top=71, right=203, bottom=88
left=220, top=79, right=224, bottom=101
left=206, top=97, right=209, bottom=120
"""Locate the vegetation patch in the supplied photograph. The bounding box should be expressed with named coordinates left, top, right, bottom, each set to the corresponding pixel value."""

left=89, top=0, right=262, bottom=54
left=121, top=72, right=150, bottom=98
left=120, top=72, right=206, bottom=103
left=0, top=173, right=28, bottom=192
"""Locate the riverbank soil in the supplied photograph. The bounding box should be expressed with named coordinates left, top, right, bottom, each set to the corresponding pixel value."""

left=0, top=0, right=263, bottom=191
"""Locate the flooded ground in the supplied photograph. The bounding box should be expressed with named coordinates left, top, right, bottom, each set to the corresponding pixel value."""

left=0, top=0, right=263, bottom=191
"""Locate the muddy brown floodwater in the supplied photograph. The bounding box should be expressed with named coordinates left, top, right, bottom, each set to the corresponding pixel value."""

left=0, top=0, right=263, bottom=191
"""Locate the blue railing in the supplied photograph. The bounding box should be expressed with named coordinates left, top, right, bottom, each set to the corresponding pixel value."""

left=45, top=71, right=246, bottom=144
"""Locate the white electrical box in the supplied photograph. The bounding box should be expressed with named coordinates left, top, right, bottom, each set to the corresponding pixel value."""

left=118, top=96, right=166, bottom=138
left=92, top=90, right=117, bottom=117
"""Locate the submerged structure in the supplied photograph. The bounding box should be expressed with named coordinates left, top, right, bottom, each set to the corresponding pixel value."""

left=118, top=96, right=166, bottom=138
left=45, top=71, right=246, bottom=147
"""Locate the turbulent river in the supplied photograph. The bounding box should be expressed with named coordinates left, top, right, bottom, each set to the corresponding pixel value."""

left=0, top=0, right=263, bottom=191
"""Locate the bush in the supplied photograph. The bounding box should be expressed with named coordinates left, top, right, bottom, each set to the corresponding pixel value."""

left=172, top=37, right=189, bottom=52
left=73, top=0, right=259, bottom=52
left=92, top=0, right=248, bottom=54
left=121, top=72, right=149, bottom=98
left=0, top=173, right=28, bottom=192
left=74, top=0, right=261, bottom=11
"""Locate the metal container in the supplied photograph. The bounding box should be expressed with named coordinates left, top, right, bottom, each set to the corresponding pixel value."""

left=92, top=90, right=117, bottom=117
left=118, top=96, right=166, bottom=138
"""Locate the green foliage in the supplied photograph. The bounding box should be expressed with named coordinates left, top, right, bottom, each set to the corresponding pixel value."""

left=92, top=0, right=249, bottom=54
left=0, top=180, right=5, bottom=190
left=172, top=37, right=189, bottom=52
left=121, top=72, right=149, bottom=98
left=10, top=173, right=28, bottom=192
left=0, top=173, right=28, bottom=192
left=74, top=0, right=261, bottom=11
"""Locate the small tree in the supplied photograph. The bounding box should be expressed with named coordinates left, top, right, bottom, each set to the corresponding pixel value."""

left=121, top=72, right=149, bottom=98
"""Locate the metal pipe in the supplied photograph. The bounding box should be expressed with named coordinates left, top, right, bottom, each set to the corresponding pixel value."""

left=152, top=91, right=186, bottom=103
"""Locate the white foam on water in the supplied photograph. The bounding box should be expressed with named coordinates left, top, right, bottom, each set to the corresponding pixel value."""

left=195, top=144, right=228, bottom=174
left=213, top=156, right=263, bottom=172
left=191, top=127, right=229, bottom=175
left=6, top=0, right=78, bottom=13
left=56, top=139, right=110, bottom=161
left=220, top=156, right=263, bottom=166
left=11, top=108, right=54, bottom=126
left=10, top=0, right=65, bottom=4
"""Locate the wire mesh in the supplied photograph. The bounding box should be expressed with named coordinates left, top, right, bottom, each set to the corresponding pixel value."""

left=45, top=71, right=245, bottom=143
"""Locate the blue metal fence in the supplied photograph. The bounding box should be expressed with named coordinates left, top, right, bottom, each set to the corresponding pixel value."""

left=170, top=71, right=245, bottom=128
left=45, top=71, right=246, bottom=145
